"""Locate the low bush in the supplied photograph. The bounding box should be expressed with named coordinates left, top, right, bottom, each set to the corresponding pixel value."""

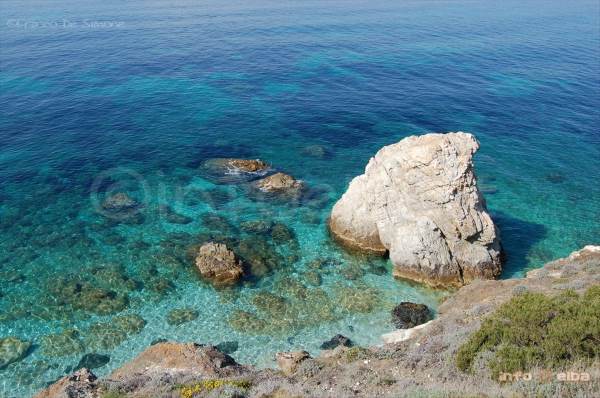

left=456, top=286, right=600, bottom=379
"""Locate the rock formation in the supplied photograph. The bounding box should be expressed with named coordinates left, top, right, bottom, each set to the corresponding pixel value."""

left=204, top=158, right=270, bottom=173
left=329, top=132, right=501, bottom=287
left=195, top=242, right=244, bottom=286
left=33, top=368, right=97, bottom=398
left=254, top=172, right=303, bottom=193
left=108, top=342, right=247, bottom=380
left=202, top=158, right=270, bottom=184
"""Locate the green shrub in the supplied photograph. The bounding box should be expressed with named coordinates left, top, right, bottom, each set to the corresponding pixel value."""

left=456, top=286, right=600, bottom=379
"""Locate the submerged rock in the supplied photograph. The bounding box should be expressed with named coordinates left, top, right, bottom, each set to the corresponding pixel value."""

left=75, top=353, right=110, bottom=370
left=195, top=242, right=244, bottom=286
left=40, top=329, right=84, bottom=358
left=545, top=172, right=566, bottom=184
left=198, top=187, right=236, bottom=209
left=251, top=292, right=287, bottom=314
left=84, top=314, right=145, bottom=351
left=228, top=310, right=268, bottom=334
left=113, top=314, right=146, bottom=334
left=167, top=308, right=199, bottom=325
left=236, top=236, right=284, bottom=278
left=48, top=277, right=129, bottom=316
left=90, top=264, right=139, bottom=293
left=201, top=213, right=237, bottom=235
left=329, top=132, right=502, bottom=288
left=334, top=283, right=381, bottom=314
left=254, top=172, right=303, bottom=194
left=301, top=144, right=331, bottom=159
left=159, top=204, right=193, bottom=224
left=101, top=192, right=139, bottom=215
left=391, top=302, right=433, bottom=329
left=0, top=336, right=31, bottom=369
left=320, top=334, right=353, bottom=350
left=240, top=219, right=274, bottom=234
left=271, top=222, right=296, bottom=243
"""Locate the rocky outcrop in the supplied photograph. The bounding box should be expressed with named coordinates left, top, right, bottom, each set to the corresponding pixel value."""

left=35, top=247, right=600, bottom=398
left=33, top=368, right=97, bottom=398
left=329, top=132, right=501, bottom=287
left=109, top=342, right=247, bottom=380
left=195, top=242, right=244, bottom=286
left=275, top=351, right=311, bottom=376
left=204, top=158, right=270, bottom=173
left=202, top=158, right=270, bottom=184
left=254, top=172, right=303, bottom=193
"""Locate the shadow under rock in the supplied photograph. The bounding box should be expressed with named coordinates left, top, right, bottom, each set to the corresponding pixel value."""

left=492, top=211, right=547, bottom=279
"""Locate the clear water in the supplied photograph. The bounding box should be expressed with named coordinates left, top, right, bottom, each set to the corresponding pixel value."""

left=1, top=0, right=599, bottom=396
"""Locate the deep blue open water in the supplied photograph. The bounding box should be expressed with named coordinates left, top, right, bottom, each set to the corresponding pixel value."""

left=1, top=0, right=599, bottom=396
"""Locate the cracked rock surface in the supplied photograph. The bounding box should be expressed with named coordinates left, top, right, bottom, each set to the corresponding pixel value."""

left=329, top=132, right=502, bottom=287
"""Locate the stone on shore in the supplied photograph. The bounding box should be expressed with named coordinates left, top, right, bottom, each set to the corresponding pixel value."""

left=195, top=242, right=244, bottom=286
left=109, top=342, right=246, bottom=380
left=329, top=132, right=502, bottom=288
left=391, top=302, right=433, bottom=329
left=275, top=351, right=310, bottom=375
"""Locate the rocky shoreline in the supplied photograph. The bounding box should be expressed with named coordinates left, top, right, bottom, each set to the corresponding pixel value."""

left=35, top=246, right=600, bottom=398
left=11, top=132, right=598, bottom=397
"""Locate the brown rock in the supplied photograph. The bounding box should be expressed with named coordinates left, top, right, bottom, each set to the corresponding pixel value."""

left=195, top=242, right=244, bottom=286
left=255, top=172, right=303, bottom=193
left=33, top=368, right=97, bottom=398
left=203, top=158, right=269, bottom=173
left=109, top=342, right=244, bottom=379
left=275, top=351, right=310, bottom=376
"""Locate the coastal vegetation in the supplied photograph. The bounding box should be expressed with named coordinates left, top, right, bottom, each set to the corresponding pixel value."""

left=456, top=286, right=600, bottom=378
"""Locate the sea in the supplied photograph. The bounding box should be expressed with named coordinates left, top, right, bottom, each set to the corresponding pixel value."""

left=0, top=0, right=599, bottom=396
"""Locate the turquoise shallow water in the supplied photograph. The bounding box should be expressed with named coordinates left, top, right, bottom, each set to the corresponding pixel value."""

left=1, top=0, right=599, bottom=396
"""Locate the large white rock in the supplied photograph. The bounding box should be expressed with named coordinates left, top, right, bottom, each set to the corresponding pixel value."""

left=329, top=132, right=501, bottom=287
